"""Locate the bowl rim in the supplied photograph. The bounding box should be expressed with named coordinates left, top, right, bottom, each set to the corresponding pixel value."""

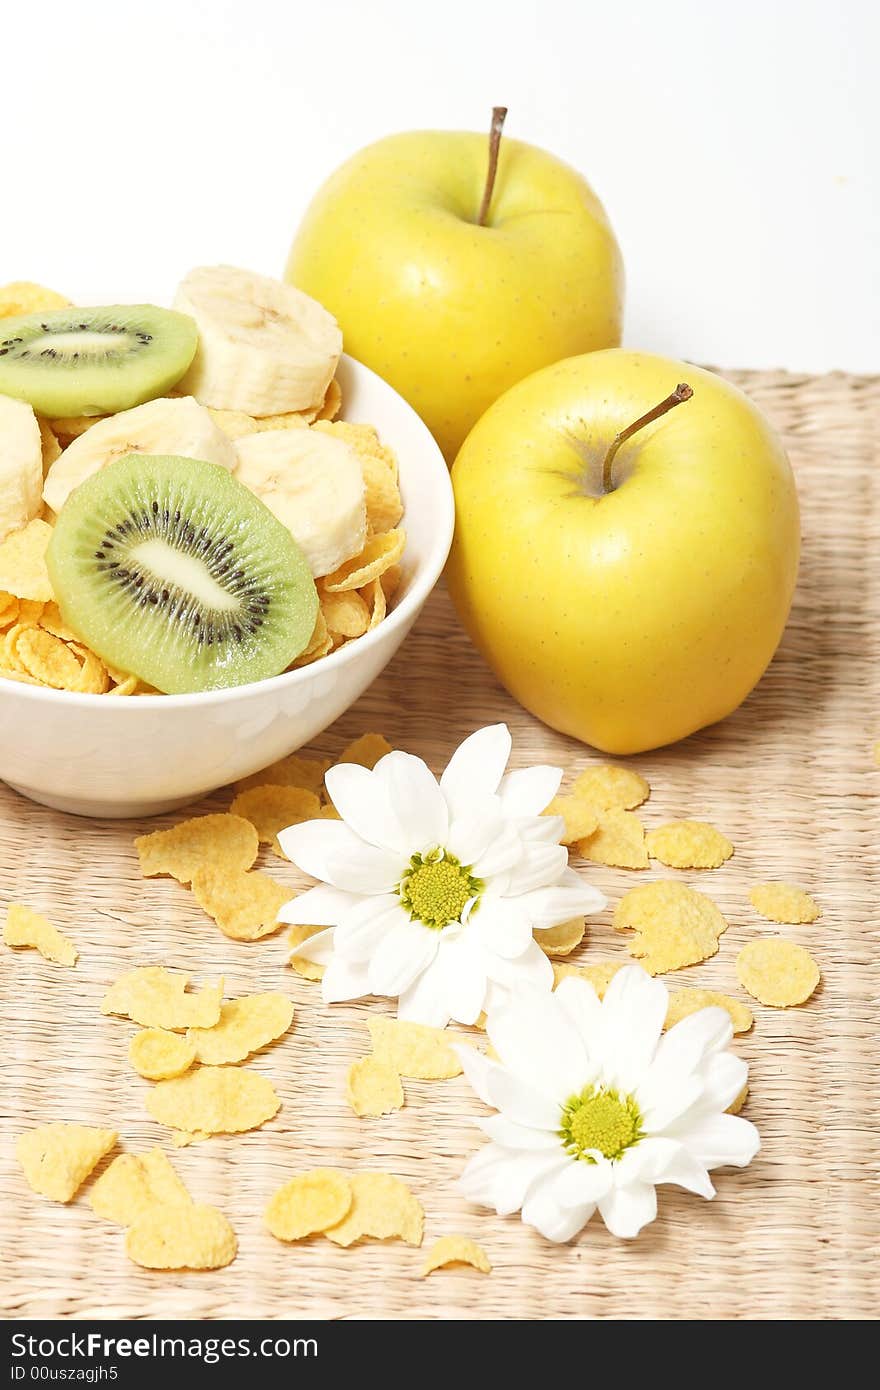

left=0, top=355, right=454, bottom=709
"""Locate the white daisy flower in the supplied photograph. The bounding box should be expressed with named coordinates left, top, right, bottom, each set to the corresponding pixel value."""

left=456, top=965, right=760, bottom=1241
left=278, top=724, right=605, bottom=1027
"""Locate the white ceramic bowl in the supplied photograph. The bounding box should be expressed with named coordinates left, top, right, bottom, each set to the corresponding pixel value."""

left=0, top=356, right=454, bottom=818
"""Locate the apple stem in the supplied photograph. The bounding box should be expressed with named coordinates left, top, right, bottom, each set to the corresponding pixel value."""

left=477, top=106, right=508, bottom=226
left=601, top=383, right=694, bottom=493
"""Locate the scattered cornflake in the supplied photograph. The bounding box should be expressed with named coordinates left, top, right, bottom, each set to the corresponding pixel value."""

left=135, top=813, right=258, bottom=885
left=579, top=810, right=649, bottom=869
left=101, top=966, right=224, bottom=1031
left=736, top=938, right=820, bottom=1007
left=17, top=1123, right=117, bottom=1203
left=551, top=959, right=625, bottom=997
left=543, top=794, right=599, bottom=845
left=3, top=903, right=78, bottom=966
left=534, top=916, right=586, bottom=958
left=646, top=820, right=734, bottom=870
left=346, top=1055, right=405, bottom=1117
left=287, top=924, right=326, bottom=980
left=187, top=993, right=294, bottom=1065
left=320, top=587, right=370, bottom=638
left=126, top=1203, right=237, bottom=1270
left=323, top=1173, right=424, bottom=1248
left=367, top=1016, right=468, bottom=1079
left=363, top=576, right=387, bottom=630
left=572, top=764, right=650, bottom=812
left=230, top=783, right=321, bottom=858
left=89, top=1149, right=191, bottom=1225
left=322, top=529, right=406, bottom=592
left=728, top=1085, right=749, bottom=1116
left=0, top=518, right=54, bottom=602
left=292, top=609, right=333, bottom=667
left=265, top=1169, right=353, bottom=1243
left=421, top=1235, right=491, bottom=1277
left=336, top=732, right=392, bottom=769
left=146, top=1065, right=280, bottom=1137
left=748, top=882, right=820, bottom=925
left=0, top=281, right=69, bottom=317
left=128, top=1028, right=196, bottom=1081
left=191, top=866, right=289, bottom=941
left=665, top=988, right=753, bottom=1034
left=235, top=751, right=330, bottom=796
left=39, top=600, right=79, bottom=644
left=613, top=880, right=727, bottom=974
left=13, top=627, right=84, bottom=690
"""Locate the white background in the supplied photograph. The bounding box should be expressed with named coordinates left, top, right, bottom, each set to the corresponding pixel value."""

left=4, top=0, right=877, bottom=373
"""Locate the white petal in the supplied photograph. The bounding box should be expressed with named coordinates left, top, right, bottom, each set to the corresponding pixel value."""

left=278, top=884, right=360, bottom=926
left=375, top=751, right=448, bottom=853
left=458, top=1143, right=566, bottom=1217
left=454, top=1041, right=505, bottom=1106
left=499, top=765, right=563, bottom=818
left=366, top=919, right=439, bottom=998
left=597, top=966, right=668, bottom=1093
left=445, top=799, right=505, bottom=866
left=334, top=895, right=408, bottom=962
left=615, top=1137, right=714, bottom=1198
left=440, top=724, right=511, bottom=819
left=488, top=1067, right=563, bottom=1131
left=479, top=1115, right=561, bottom=1150
left=516, top=878, right=607, bottom=930
left=323, top=763, right=410, bottom=854
left=598, top=1181, right=658, bottom=1239
left=515, top=814, right=566, bottom=844
left=483, top=938, right=555, bottom=993
left=487, top=991, right=591, bottom=1102
left=442, top=943, right=489, bottom=1025
left=635, top=1006, right=734, bottom=1125
left=675, top=1113, right=760, bottom=1170
left=522, top=1173, right=594, bottom=1242
left=696, top=1052, right=749, bottom=1116
left=397, top=970, right=452, bottom=1028
left=552, top=1157, right=614, bottom=1209
left=279, top=820, right=405, bottom=894
left=503, top=842, right=569, bottom=896
left=470, top=896, right=534, bottom=959
left=638, top=1072, right=704, bottom=1134
left=288, top=925, right=335, bottom=964
left=471, top=822, right=527, bottom=880
left=554, top=977, right=604, bottom=1062
left=321, top=955, right=371, bottom=1004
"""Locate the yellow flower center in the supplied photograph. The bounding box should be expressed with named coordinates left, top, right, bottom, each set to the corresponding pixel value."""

left=560, top=1086, right=642, bottom=1162
left=398, top=850, right=482, bottom=930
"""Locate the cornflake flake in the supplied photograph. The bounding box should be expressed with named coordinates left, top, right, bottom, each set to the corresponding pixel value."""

left=190, top=866, right=289, bottom=941
left=89, top=1149, right=191, bottom=1225
left=17, top=1123, right=117, bottom=1203
left=366, top=1016, right=468, bottom=1079
left=135, top=814, right=258, bottom=884
left=265, top=1169, right=353, bottom=1242
left=146, top=1065, right=280, bottom=1136
left=128, top=1028, right=196, bottom=1081
left=345, top=1055, right=404, bottom=1117
left=187, top=993, right=293, bottom=1065
left=748, top=882, right=820, bottom=924
left=579, top=809, right=649, bottom=869
left=421, top=1235, right=491, bottom=1277
left=323, top=1172, right=424, bottom=1247
left=646, top=820, right=734, bottom=870
left=101, top=967, right=224, bottom=1031
left=613, top=880, right=727, bottom=974
left=3, top=903, right=78, bottom=966
left=125, top=1203, right=237, bottom=1270
left=665, top=988, right=753, bottom=1033
left=534, top=916, right=586, bottom=957
left=736, top=938, right=820, bottom=1007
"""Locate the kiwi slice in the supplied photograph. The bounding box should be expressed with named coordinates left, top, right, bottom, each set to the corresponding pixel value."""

left=46, top=454, right=319, bottom=694
left=0, top=305, right=197, bottom=417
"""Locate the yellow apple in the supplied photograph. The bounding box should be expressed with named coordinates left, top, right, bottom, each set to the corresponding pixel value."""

left=446, top=349, right=800, bottom=753
left=286, top=115, right=623, bottom=460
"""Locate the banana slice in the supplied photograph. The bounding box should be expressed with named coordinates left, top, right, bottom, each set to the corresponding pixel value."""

left=0, top=394, right=43, bottom=542
left=234, top=429, right=366, bottom=578
left=173, top=266, right=342, bottom=417
left=42, top=395, right=237, bottom=514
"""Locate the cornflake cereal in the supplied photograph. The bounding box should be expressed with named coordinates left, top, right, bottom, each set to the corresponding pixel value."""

left=323, top=1173, right=424, bottom=1248
left=190, top=866, right=289, bottom=941
left=101, top=966, right=224, bottom=1031
left=187, top=993, right=294, bottom=1065
left=265, top=1169, right=352, bottom=1243
left=572, top=764, right=650, bottom=812
left=235, top=752, right=330, bottom=796
left=17, top=1123, right=117, bottom=1202
left=128, top=1029, right=197, bottom=1081
left=543, top=794, right=599, bottom=845
left=728, top=1085, right=749, bottom=1116
left=322, top=529, right=406, bottom=592
left=230, top=784, right=321, bottom=857
left=3, top=903, right=78, bottom=966
left=287, top=924, right=326, bottom=981
left=551, top=959, right=624, bottom=997
left=421, top=1235, right=491, bottom=1277
left=0, top=281, right=69, bottom=316
left=135, top=814, right=258, bottom=884
left=89, top=1149, right=191, bottom=1225
left=126, top=1203, right=237, bottom=1270
left=579, top=810, right=649, bottom=869
left=749, top=882, right=820, bottom=925
left=646, top=820, right=734, bottom=870
left=346, top=1055, right=404, bottom=1117
left=320, top=588, right=370, bottom=639
left=337, top=732, right=392, bottom=769
left=367, top=1016, right=466, bottom=1080
left=613, top=881, right=727, bottom=974
left=0, top=519, right=55, bottom=601
left=736, top=938, right=820, bottom=1007
left=13, top=628, right=84, bottom=689
left=665, top=988, right=754, bottom=1034
left=534, top=916, right=586, bottom=957
left=146, top=1065, right=280, bottom=1136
